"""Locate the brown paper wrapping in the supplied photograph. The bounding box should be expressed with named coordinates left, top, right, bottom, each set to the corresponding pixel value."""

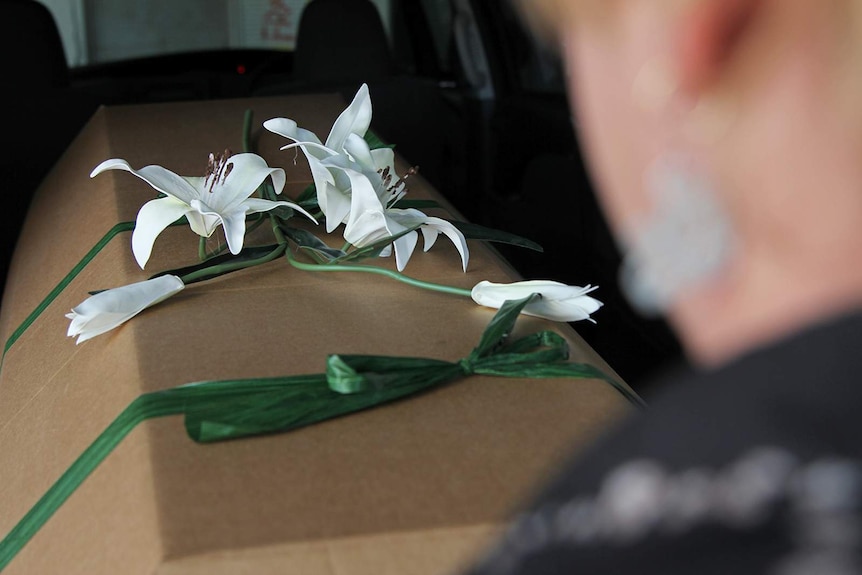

left=0, top=94, right=629, bottom=574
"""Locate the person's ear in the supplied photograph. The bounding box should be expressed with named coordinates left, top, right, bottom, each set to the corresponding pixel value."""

left=675, top=0, right=764, bottom=96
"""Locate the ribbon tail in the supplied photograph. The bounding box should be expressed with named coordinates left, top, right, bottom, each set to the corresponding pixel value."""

left=180, top=361, right=461, bottom=443
left=0, top=392, right=185, bottom=571
left=326, top=354, right=459, bottom=394
left=2, top=221, right=136, bottom=366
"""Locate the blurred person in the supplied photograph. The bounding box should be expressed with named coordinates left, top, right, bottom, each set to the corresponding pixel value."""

left=464, top=0, right=862, bottom=573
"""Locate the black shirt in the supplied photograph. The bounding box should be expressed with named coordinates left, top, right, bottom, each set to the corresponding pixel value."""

left=465, top=313, right=862, bottom=575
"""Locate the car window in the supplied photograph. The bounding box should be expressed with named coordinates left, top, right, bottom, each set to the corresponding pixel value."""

left=36, top=0, right=395, bottom=68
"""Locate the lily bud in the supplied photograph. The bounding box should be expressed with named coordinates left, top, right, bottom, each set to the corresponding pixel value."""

left=66, top=275, right=185, bottom=343
left=471, top=280, right=602, bottom=323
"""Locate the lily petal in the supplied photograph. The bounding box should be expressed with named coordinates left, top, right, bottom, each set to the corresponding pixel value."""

left=341, top=167, right=388, bottom=244
left=344, top=133, right=376, bottom=168
left=345, top=209, right=393, bottom=247
left=220, top=210, right=249, bottom=255
left=66, top=275, right=184, bottom=343
left=132, top=196, right=192, bottom=269
left=272, top=144, right=342, bottom=229
left=528, top=296, right=603, bottom=323
left=421, top=217, right=470, bottom=272
left=369, top=148, right=401, bottom=203
left=387, top=210, right=470, bottom=272
left=302, top=154, right=344, bottom=230
left=322, top=173, right=354, bottom=232
left=473, top=280, right=596, bottom=301
left=325, top=83, right=372, bottom=150
left=471, top=280, right=603, bottom=323
left=370, top=147, right=396, bottom=172
left=241, top=198, right=318, bottom=223
left=391, top=228, right=419, bottom=271
left=91, top=158, right=199, bottom=206
left=185, top=210, right=223, bottom=239
left=207, top=153, right=286, bottom=212
left=262, top=118, right=325, bottom=153
left=318, top=154, right=373, bottom=231
left=187, top=198, right=225, bottom=237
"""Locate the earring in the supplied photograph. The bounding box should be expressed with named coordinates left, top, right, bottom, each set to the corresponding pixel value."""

left=619, top=154, right=737, bottom=316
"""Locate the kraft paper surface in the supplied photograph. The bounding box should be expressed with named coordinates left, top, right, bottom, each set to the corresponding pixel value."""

left=0, top=94, right=629, bottom=574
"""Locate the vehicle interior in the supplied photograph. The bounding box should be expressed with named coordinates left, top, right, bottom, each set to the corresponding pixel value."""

left=3, top=0, right=682, bottom=392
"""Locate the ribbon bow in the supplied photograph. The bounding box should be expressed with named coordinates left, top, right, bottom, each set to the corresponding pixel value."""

left=183, top=296, right=642, bottom=442
left=0, top=296, right=640, bottom=571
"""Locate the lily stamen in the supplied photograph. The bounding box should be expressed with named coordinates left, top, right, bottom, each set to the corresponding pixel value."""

left=378, top=166, right=391, bottom=186
left=382, top=165, right=417, bottom=207
left=205, top=149, right=234, bottom=193
left=392, top=166, right=415, bottom=188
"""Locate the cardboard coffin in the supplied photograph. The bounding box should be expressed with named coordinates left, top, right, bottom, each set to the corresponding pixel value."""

left=0, top=94, right=631, bottom=574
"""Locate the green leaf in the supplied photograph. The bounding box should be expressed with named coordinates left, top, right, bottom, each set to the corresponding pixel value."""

left=334, top=243, right=387, bottom=263
left=270, top=205, right=296, bottom=221
left=451, top=221, right=544, bottom=252
left=150, top=244, right=280, bottom=285
left=2, top=221, right=136, bottom=360
left=282, top=227, right=346, bottom=261
left=469, top=295, right=537, bottom=360
left=296, top=183, right=318, bottom=205
left=333, top=224, right=422, bottom=264
left=364, top=129, right=395, bottom=150
left=259, top=179, right=279, bottom=202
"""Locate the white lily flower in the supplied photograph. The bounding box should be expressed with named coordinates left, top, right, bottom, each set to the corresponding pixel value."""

left=263, top=83, right=373, bottom=232
left=66, top=275, right=185, bottom=344
left=335, top=165, right=469, bottom=272
left=264, top=84, right=468, bottom=271
left=91, top=151, right=316, bottom=269
left=471, top=280, right=603, bottom=323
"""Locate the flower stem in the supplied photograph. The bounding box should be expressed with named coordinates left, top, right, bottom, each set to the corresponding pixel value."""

left=181, top=242, right=287, bottom=284
left=198, top=236, right=207, bottom=261
left=242, top=109, right=254, bottom=154
left=270, top=216, right=288, bottom=245
left=285, top=249, right=473, bottom=298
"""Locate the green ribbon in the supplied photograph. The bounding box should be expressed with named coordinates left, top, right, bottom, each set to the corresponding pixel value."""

left=0, top=296, right=642, bottom=571
left=0, top=219, right=192, bottom=370
left=1, top=222, right=135, bottom=366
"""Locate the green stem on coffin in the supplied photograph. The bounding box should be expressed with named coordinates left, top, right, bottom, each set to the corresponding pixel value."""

left=1, top=218, right=198, bottom=368
left=1, top=221, right=134, bottom=368
left=285, top=248, right=474, bottom=298
left=0, top=296, right=643, bottom=572
left=242, top=108, right=254, bottom=157
left=0, top=392, right=186, bottom=572
left=179, top=242, right=287, bottom=285
left=198, top=236, right=207, bottom=261
left=178, top=220, right=288, bottom=285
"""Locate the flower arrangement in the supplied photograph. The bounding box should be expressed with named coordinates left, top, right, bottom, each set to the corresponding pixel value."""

left=67, top=84, right=602, bottom=343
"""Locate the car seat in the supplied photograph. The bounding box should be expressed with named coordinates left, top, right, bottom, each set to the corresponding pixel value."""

left=1, top=0, right=98, bottom=295
left=293, top=0, right=393, bottom=87
left=254, top=0, right=470, bottom=217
